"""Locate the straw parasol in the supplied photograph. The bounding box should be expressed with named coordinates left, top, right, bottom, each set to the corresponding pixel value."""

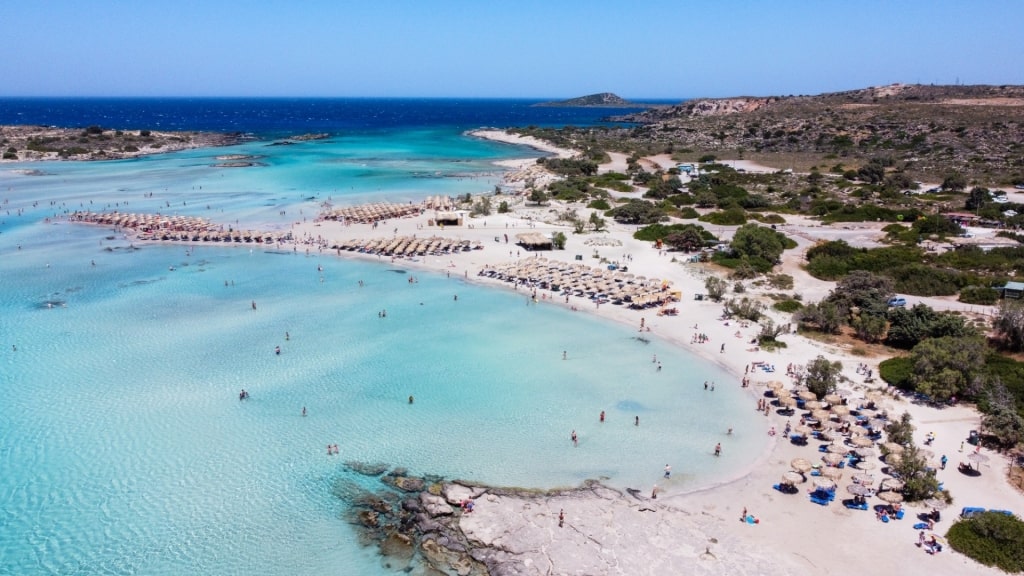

left=798, top=390, right=818, bottom=401
left=882, top=442, right=905, bottom=454
left=850, top=436, right=874, bottom=448
left=804, top=400, right=823, bottom=411
left=817, top=430, right=836, bottom=442
left=967, top=452, right=989, bottom=465
left=812, top=409, right=831, bottom=422
left=881, top=478, right=905, bottom=492
left=813, top=478, right=837, bottom=490
left=847, top=483, right=871, bottom=496
left=793, top=425, right=812, bottom=436
left=877, top=491, right=904, bottom=504
left=767, top=381, right=785, bottom=390
left=823, top=394, right=843, bottom=405
left=925, top=497, right=950, bottom=511
left=854, top=460, right=877, bottom=471
left=851, top=473, right=875, bottom=486
left=821, top=467, right=844, bottom=480
left=778, top=396, right=797, bottom=408
left=783, top=471, right=806, bottom=484
left=831, top=405, right=851, bottom=417
left=791, top=458, right=812, bottom=473
left=883, top=452, right=905, bottom=465
left=826, top=443, right=850, bottom=454
left=822, top=453, right=845, bottom=466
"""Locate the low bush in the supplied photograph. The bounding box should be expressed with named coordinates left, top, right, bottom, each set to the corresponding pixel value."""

left=699, top=207, right=747, bottom=225
left=879, top=356, right=914, bottom=391
left=959, top=286, right=1000, bottom=305
left=773, top=299, right=803, bottom=313
left=947, top=512, right=1024, bottom=572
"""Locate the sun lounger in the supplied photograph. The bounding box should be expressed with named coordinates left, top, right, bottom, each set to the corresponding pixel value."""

left=961, top=507, right=986, bottom=518
left=843, top=499, right=868, bottom=510
left=895, top=508, right=905, bottom=520
left=990, top=510, right=1014, bottom=516
left=810, top=493, right=830, bottom=506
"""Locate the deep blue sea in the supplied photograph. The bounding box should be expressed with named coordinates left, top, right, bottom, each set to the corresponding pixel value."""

left=0, top=98, right=765, bottom=576
left=0, top=97, right=676, bottom=136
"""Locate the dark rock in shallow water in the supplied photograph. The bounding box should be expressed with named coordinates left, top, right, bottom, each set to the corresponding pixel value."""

left=388, top=476, right=425, bottom=493
left=380, top=532, right=415, bottom=560
left=357, top=509, right=380, bottom=529
left=345, top=461, right=390, bottom=476
left=402, top=498, right=422, bottom=513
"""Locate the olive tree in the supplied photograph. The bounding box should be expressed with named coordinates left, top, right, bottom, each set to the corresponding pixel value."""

left=705, top=276, right=727, bottom=302
left=802, top=355, right=842, bottom=399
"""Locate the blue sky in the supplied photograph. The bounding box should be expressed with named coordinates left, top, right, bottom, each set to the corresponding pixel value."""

left=3, top=0, right=1023, bottom=98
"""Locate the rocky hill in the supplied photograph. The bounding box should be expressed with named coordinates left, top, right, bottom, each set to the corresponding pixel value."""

left=606, top=83, right=1024, bottom=181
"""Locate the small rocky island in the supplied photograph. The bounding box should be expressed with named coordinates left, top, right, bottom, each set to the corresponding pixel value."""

left=533, top=92, right=645, bottom=108
left=0, top=125, right=245, bottom=162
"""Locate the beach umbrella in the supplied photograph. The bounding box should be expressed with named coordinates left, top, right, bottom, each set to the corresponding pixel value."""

left=822, top=453, right=845, bottom=466
left=791, top=458, right=813, bottom=473
left=868, top=418, right=888, bottom=430
left=793, top=425, right=812, bottom=436
left=798, top=390, right=817, bottom=401
left=821, top=467, right=844, bottom=480
left=877, top=491, right=904, bottom=504
left=812, top=409, right=830, bottom=422
left=851, top=473, right=875, bottom=486
left=813, top=478, right=837, bottom=490
left=883, top=452, right=905, bottom=465
left=881, top=478, right=905, bottom=492
left=854, top=460, right=877, bottom=471
left=925, top=498, right=950, bottom=511
left=882, top=442, right=905, bottom=454
left=847, top=483, right=871, bottom=497
left=804, top=400, right=823, bottom=410
left=783, top=471, right=806, bottom=484
left=768, top=380, right=785, bottom=389
left=817, top=430, right=836, bottom=442
left=824, top=394, right=843, bottom=405
left=850, top=436, right=874, bottom=448
left=826, top=443, right=849, bottom=455
left=778, top=396, right=797, bottom=408
left=831, top=405, right=851, bottom=416
left=967, top=452, right=989, bottom=465
left=775, top=388, right=793, bottom=398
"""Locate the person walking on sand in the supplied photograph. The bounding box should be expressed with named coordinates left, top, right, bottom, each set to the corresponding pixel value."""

left=558, top=509, right=564, bottom=528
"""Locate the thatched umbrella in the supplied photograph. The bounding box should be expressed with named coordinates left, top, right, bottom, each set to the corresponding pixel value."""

left=798, top=390, right=818, bottom=401
left=783, top=471, right=806, bottom=484
left=813, top=478, right=837, bottom=491
left=855, top=460, right=877, bottom=471
left=822, top=453, right=845, bottom=466
left=821, top=467, right=844, bottom=480
left=967, top=452, right=989, bottom=465
left=925, top=497, right=950, bottom=511
left=847, top=483, right=871, bottom=497
left=831, top=405, right=851, bottom=417
left=823, top=394, right=843, bottom=405
left=851, top=473, right=875, bottom=486
left=881, top=478, right=905, bottom=492
left=778, top=396, right=797, bottom=408
left=877, top=491, right=904, bottom=504
left=811, top=409, right=831, bottom=422
left=826, top=444, right=850, bottom=455
left=793, top=425, right=812, bottom=437
left=804, top=400, right=823, bottom=411
left=791, top=458, right=813, bottom=473
left=850, top=436, right=874, bottom=448
left=882, top=442, right=905, bottom=454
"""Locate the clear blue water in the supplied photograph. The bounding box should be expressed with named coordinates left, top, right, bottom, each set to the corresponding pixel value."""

left=0, top=99, right=756, bottom=576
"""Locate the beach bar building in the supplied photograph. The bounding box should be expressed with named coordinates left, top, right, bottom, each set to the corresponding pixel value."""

left=516, top=232, right=553, bottom=251
left=999, top=281, right=1024, bottom=299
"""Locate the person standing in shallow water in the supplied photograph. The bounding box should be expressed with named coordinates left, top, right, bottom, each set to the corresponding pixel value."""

left=571, top=430, right=578, bottom=447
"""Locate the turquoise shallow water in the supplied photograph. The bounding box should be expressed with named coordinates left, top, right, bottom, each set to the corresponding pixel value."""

left=1, top=136, right=764, bottom=575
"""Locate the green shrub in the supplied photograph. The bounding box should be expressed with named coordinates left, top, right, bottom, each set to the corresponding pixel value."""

left=751, top=213, right=786, bottom=224
left=959, top=286, right=1000, bottom=305
left=587, top=198, right=610, bottom=210
left=879, top=356, right=914, bottom=391
left=634, top=223, right=716, bottom=243
left=773, top=299, right=803, bottom=313
left=675, top=207, right=700, bottom=219
left=947, top=512, right=1024, bottom=572
left=2, top=152, right=16, bottom=160
left=699, top=207, right=747, bottom=225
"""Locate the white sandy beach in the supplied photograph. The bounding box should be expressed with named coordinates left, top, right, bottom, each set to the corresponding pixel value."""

left=128, top=129, right=1021, bottom=575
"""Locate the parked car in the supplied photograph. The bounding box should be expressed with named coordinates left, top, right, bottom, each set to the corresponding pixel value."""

left=888, top=297, right=907, bottom=307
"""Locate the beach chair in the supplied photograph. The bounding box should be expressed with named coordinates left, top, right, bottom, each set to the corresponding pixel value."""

left=843, top=499, right=868, bottom=510
left=810, top=493, right=830, bottom=506
left=895, top=508, right=905, bottom=520
left=961, top=507, right=986, bottom=518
